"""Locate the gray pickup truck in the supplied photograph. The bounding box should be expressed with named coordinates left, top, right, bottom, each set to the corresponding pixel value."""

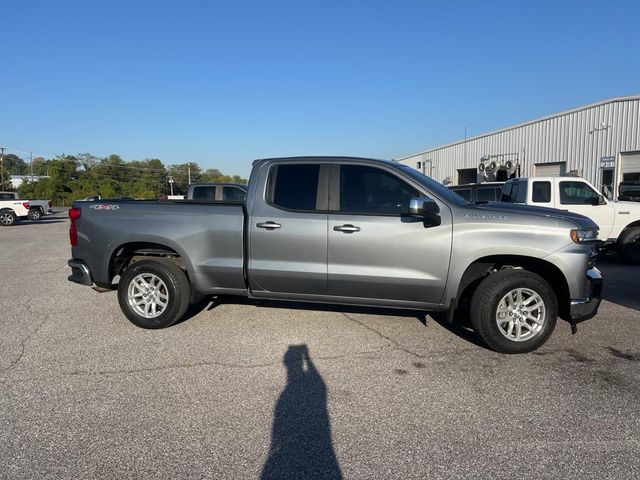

left=67, top=157, right=603, bottom=353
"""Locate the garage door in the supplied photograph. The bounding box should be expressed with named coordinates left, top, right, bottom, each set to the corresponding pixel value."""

left=535, top=162, right=566, bottom=177
left=621, top=152, right=640, bottom=181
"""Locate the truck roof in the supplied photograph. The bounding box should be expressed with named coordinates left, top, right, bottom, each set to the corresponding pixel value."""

left=252, top=156, right=397, bottom=168
left=189, top=182, right=247, bottom=189
left=505, top=177, right=587, bottom=182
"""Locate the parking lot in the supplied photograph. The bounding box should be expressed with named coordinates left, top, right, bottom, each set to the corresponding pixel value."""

left=1, top=213, right=640, bottom=480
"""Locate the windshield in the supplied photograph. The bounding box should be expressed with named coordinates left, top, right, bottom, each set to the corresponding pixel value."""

left=396, top=165, right=467, bottom=205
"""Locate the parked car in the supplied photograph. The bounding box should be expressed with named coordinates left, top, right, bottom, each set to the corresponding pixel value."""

left=448, top=182, right=505, bottom=203
left=0, top=191, right=52, bottom=220
left=500, top=177, right=640, bottom=263
left=0, top=196, right=30, bottom=226
left=618, top=181, right=640, bottom=202
left=67, top=156, right=602, bottom=354
left=187, top=183, right=247, bottom=201
left=159, top=184, right=247, bottom=202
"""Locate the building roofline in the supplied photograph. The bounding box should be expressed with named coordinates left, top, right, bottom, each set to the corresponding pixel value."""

left=396, top=95, right=640, bottom=160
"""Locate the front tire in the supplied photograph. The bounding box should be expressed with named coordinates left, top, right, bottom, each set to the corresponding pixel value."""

left=617, top=227, right=640, bottom=265
left=117, top=259, right=191, bottom=329
left=470, top=270, right=557, bottom=354
left=0, top=210, right=17, bottom=226
left=28, top=207, right=42, bottom=221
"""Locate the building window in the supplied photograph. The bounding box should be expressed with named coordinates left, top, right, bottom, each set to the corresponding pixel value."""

left=417, top=161, right=422, bottom=170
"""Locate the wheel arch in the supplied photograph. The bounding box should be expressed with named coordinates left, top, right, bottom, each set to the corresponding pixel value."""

left=620, top=220, right=640, bottom=234
left=107, top=241, right=193, bottom=284
left=455, top=254, right=571, bottom=320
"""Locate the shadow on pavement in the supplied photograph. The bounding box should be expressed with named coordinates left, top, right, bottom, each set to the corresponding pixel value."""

left=260, top=344, right=343, bottom=480
left=204, top=295, right=427, bottom=322
left=11, top=218, right=68, bottom=226
left=194, top=296, right=488, bottom=349
left=597, top=253, right=640, bottom=311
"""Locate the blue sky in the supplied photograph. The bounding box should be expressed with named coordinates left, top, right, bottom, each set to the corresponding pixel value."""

left=1, top=0, right=639, bottom=177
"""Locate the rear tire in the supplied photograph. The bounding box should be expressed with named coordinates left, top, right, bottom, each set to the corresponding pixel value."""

left=617, top=227, right=640, bottom=265
left=117, top=259, right=191, bottom=329
left=28, top=207, right=42, bottom=221
left=470, top=269, right=557, bottom=354
left=0, top=210, right=16, bottom=226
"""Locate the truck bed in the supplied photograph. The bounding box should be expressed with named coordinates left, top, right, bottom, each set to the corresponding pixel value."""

left=71, top=200, right=247, bottom=293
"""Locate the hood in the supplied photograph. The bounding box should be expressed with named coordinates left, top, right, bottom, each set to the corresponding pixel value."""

left=467, top=202, right=599, bottom=230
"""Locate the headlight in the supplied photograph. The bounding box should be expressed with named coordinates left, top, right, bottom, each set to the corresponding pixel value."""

left=570, top=229, right=599, bottom=243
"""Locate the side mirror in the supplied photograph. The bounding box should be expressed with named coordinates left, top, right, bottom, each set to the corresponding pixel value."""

left=591, top=194, right=606, bottom=206
left=408, top=197, right=441, bottom=226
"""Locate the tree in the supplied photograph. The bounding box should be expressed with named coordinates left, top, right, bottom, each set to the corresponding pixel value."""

left=13, top=152, right=245, bottom=204
left=2, top=154, right=28, bottom=175
left=167, top=162, right=202, bottom=194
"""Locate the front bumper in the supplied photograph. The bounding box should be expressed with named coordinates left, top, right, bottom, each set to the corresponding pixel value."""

left=569, top=267, right=603, bottom=322
left=67, top=259, right=93, bottom=286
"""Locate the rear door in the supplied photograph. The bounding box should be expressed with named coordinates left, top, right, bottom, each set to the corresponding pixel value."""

left=327, top=164, right=451, bottom=305
left=248, top=163, right=328, bottom=295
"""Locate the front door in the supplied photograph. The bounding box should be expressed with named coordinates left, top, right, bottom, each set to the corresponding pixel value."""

left=327, top=164, right=452, bottom=305
left=556, top=179, right=615, bottom=239
left=248, top=163, right=328, bottom=295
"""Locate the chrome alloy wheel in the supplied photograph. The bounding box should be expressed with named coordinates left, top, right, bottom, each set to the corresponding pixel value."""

left=495, top=288, right=546, bottom=342
left=127, top=273, right=169, bottom=319
left=0, top=212, right=14, bottom=225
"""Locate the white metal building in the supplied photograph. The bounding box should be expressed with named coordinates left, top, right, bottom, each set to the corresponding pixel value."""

left=397, top=96, right=640, bottom=198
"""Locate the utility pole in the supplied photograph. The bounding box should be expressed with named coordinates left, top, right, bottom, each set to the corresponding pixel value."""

left=30, top=152, right=33, bottom=177
left=0, top=147, right=5, bottom=189
left=187, top=163, right=191, bottom=185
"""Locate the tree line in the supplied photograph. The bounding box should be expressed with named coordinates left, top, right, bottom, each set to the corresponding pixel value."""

left=0, top=153, right=247, bottom=205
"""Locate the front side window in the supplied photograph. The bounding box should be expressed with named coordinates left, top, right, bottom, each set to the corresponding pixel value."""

left=340, top=165, right=418, bottom=214
left=270, top=164, right=320, bottom=211
left=223, top=186, right=246, bottom=201
left=532, top=181, right=551, bottom=203
left=559, top=181, right=600, bottom=205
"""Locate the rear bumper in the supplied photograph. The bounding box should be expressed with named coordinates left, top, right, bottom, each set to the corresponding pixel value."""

left=569, top=267, right=603, bottom=322
left=67, top=259, right=93, bottom=286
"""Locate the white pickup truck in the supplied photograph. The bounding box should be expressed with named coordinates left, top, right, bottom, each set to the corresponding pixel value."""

left=0, top=191, right=53, bottom=221
left=0, top=195, right=30, bottom=226
left=500, top=177, right=640, bottom=263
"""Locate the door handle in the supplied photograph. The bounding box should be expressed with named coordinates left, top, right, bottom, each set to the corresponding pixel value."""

left=333, top=224, right=360, bottom=233
left=256, top=221, right=282, bottom=230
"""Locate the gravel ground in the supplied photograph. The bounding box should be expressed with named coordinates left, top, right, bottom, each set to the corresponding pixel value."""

left=1, top=214, right=639, bottom=479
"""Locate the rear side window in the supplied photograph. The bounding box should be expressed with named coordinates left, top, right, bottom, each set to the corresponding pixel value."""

left=477, top=187, right=498, bottom=202
left=454, top=188, right=472, bottom=201
left=339, top=165, right=418, bottom=214
left=532, top=181, right=551, bottom=203
left=223, top=186, right=246, bottom=201
left=514, top=182, right=527, bottom=203
left=500, top=183, right=514, bottom=202
left=192, top=186, right=215, bottom=201
left=270, top=165, right=320, bottom=211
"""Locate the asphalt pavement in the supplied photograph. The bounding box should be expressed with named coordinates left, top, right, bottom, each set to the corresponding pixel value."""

left=1, top=214, right=639, bottom=479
